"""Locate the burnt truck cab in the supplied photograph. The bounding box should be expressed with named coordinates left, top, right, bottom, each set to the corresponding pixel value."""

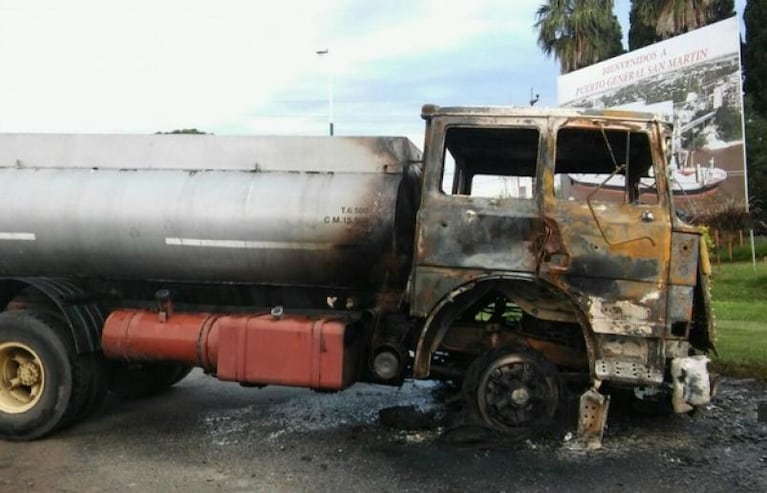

left=409, top=105, right=715, bottom=445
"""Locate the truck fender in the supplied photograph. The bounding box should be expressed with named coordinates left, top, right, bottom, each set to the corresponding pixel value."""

left=412, top=276, right=598, bottom=380
left=0, top=278, right=106, bottom=354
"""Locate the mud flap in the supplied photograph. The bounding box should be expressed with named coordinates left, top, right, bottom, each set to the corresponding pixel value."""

left=575, top=387, right=610, bottom=450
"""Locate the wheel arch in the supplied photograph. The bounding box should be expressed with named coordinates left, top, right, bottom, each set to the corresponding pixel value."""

left=0, top=278, right=106, bottom=354
left=412, top=274, right=598, bottom=379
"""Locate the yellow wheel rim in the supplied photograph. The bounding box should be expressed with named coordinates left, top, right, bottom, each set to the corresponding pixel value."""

left=0, top=342, right=45, bottom=414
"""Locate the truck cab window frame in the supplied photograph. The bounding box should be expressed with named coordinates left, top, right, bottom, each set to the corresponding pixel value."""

left=440, top=126, right=541, bottom=200
left=553, top=126, right=660, bottom=206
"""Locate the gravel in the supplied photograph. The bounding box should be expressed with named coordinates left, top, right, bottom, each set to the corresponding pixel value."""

left=0, top=371, right=764, bottom=492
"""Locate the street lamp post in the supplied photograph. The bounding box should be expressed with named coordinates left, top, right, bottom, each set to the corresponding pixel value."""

left=316, top=49, right=334, bottom=136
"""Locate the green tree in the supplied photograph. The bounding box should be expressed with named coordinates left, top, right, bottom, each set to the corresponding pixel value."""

left=156, top=128, right=208, bottom=135
left=743, top=2, right=767, bottom=229
left=629, top=0, right=734, bottom=49
left=628, top=1, right=659, bottom=50
left=715, top=106, right=742, bottom=142
left=535, top=0, right=624, bottom=74
left=744, top=96, right=767, bottom=229
left=744, top=1, right=767, bottom=116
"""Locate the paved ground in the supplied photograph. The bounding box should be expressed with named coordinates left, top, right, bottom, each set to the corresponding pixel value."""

left=0, top=370, right=765, bottom=492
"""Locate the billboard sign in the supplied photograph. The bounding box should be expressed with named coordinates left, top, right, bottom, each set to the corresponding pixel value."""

left=557, top=17, right=745, bottom=217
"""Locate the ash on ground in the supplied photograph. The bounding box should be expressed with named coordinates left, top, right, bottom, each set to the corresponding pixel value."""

left=199, top=375, right=765, bottom=460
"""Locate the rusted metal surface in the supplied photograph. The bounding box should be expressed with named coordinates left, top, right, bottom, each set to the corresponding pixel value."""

left=669, top=232, right=700, bottom=286
left=439, top=321, right=588, bottom=369
left=102, top=309, right=360, bottom=391
left=576, top=388, right=610, bottom=450
left=411, top=105, right=712, bottom=407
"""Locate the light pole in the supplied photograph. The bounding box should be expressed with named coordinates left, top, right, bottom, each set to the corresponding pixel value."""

left=316, top=49, right=334, bottom=136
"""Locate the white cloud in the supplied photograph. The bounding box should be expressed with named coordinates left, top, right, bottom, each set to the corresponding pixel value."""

left=0, top=1, right=749, bottom=136
left=0, top=0, right=342, bottom=131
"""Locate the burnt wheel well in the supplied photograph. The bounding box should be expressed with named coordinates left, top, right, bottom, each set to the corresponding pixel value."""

left=414, top=278, right=593, bottom=378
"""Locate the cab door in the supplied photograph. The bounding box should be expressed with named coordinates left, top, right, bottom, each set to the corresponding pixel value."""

left=539, top=118, right=672, bottom=382
left=409, top=116, right=547, bottom=319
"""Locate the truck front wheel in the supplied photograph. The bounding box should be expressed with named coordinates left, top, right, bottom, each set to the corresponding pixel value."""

left=462, top=346, right=561, bottom=431
left=0, top=311, right=78, bottom=440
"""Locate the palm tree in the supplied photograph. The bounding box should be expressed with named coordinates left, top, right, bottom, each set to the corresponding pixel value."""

left=535, top=0, right=623, bottom=74
left=631, top=0, right=734, bottom=45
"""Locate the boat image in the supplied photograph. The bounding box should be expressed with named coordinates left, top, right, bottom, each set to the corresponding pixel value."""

left=568, top=154, right=728, bottom=199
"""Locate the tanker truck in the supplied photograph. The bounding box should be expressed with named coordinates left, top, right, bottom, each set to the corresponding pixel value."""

left=0, top=105, right=715, bottom=445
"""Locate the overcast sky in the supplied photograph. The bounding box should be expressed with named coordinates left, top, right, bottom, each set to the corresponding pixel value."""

left=0, top=0, right=748, bottom=145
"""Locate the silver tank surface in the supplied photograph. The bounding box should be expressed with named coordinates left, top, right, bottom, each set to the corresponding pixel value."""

left=0, top=134, right=422, bottom=289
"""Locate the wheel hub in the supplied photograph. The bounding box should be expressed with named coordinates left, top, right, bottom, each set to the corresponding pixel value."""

left=18, top=361, right=41, bottom=387
left=510, top=386, right=531, bottom=406
left=0, top=342, right=46, bottom=414
left=475, top=351, right=559, bottom=430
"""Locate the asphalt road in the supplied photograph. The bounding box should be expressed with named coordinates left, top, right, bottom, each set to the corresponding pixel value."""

left=0, top=370, right=765, bottom=492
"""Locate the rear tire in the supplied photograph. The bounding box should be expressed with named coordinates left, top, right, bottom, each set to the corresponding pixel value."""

left=168, top=365, right=193, bottom=386
left=109, top=362, right=192, bottom=399
left=0, top=311, right=82, bottom=440
left=74, top=352, right=111, bottom=420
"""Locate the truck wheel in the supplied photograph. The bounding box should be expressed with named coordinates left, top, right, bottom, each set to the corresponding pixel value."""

left=462, top=346, right=560, bottom=431
left=0, top=311, right=82, bottom=440
left=168, top=365, right=193, bottom=386
left=109, top=362, right=191, bottom=399
left=73, top=353, right=111, bottom=421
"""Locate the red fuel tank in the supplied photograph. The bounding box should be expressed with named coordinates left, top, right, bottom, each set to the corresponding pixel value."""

left=102, top=310, right=361, bottom=391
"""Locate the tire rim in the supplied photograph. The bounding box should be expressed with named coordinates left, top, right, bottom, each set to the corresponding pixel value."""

left=0, top=342, right=45, bottom=414
left=476, top=353, right=558, bottom=429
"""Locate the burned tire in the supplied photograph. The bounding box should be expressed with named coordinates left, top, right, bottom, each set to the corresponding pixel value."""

left=0, top=310, right=85, bottom=440
left=462, top=346, right=561, bottom=431
left=109, top=362, right=191, bottom=399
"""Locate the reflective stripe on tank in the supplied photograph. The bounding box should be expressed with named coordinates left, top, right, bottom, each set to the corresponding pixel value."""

left=165, top=237, right=334, bottom=250
left=0, top=232, right=36, bottom=241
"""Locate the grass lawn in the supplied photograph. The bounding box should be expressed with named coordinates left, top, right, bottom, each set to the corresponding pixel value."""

left=710, top=261, right=767, bottom=379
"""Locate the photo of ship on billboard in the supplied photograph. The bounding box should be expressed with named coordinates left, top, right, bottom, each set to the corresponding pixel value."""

left=557, top=17, right=745, bottom=217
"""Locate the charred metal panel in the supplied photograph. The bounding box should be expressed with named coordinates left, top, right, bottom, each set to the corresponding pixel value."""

left=416, top=199, right=542, bottom=268
left=439, top=322, right=588, bottom=369
left=598, top=334, right=650, bottom=360
left=577, top=388, right=610, bottom=449
left=550, top=203, right=671, bottom=285
left=411, top=107, right=710, bottom=393
left=562, top=279, right=667, bottom=338
left=594, top=358, right=663, bottom=384
left=669, top=233, right=700, bottom=286
left=411, top=114, right=546, bottom=319
left=416, top=200, right=543, bottom=270
left=594, top=332, right=663, bottom=383
left=667, top=284, right=694, bottom=338
left=410, top=266, right=483, bottom=318
left=690, top=265, right=717, bottom=352
left=665, top=340, right=691, bottom=358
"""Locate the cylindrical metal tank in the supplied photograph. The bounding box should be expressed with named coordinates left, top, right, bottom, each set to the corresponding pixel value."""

left=0, top=134, right=422, bottom=290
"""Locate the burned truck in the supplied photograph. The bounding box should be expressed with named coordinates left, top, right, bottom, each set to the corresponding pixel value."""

left=0, top=105, right=714, bottom=443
